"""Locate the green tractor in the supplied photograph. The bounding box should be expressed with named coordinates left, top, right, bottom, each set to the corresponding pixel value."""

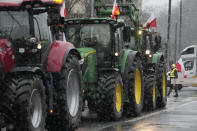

left=141, top=29, right=167, bottom=111
left=94, top=0, right=167, bottom=111
left=64, top=19, right=143, bottom=120
left=63, top=0, right=167, bottom=120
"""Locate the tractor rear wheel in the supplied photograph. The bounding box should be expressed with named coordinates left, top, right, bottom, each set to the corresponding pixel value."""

left=124, top=55, right=144, bottom=116
left=144, top=75, right=157, bottom=111
left=96, top=72, right=123, bottom=121
left=1, top=75, right=46, bottom=131
left=46, top=54, right=82, bottom=131
left=156, top=60, right=167, bottom=108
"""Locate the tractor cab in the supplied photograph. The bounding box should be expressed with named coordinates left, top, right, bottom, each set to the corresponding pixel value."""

left=0, top=0, right=63, bottom=68
left=64, top=18, right=127, bottom=68
left=141, top=29, right=162, bottom=61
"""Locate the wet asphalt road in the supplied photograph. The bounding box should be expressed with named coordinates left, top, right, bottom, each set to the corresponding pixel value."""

left=77, top=86, right=197, bottom=131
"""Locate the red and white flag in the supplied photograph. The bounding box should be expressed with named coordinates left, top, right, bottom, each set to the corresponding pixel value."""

left=143, top=14, right=157, bottom=29
left=176, top=58, right=187, bottom=78
left=111, top=0, right=120, bottom=19
left=60, top=1, right=67, bottom=18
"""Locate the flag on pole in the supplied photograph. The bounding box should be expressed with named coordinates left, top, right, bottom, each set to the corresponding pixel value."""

left=176, top=58, right=187, bottom=78
left=112, top=0, right=120, bottom=19
left=143, top=14, right=157, bottom=29
left=60, top=1, right=67, bottom=17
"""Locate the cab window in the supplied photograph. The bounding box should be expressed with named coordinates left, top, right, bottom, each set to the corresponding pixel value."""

left=181, top=47, right=194, bottom=55
left=184, top=61, right=194, bottom=71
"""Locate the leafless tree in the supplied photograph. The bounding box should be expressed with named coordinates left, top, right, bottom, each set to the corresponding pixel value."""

left=65, top=0, right=91, bottom=18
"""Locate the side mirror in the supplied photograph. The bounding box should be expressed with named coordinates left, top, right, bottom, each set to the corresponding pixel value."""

left=153, top=34, right=161, bottom=51
left=155, top=35, right=161, bottom=44
left=47, top=9, right=64, bottom=26
left=123, top=26, right=131, bottom=42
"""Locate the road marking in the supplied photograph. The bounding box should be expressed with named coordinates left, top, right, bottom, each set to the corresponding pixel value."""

left=126, top=100, right=197, bottom=123
left=96, top=99, right=197, bottom=130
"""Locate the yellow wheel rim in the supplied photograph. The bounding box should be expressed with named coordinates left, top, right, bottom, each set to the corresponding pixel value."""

left=162, top=72, right=166, bottom=97
left=116, top=83, right=122, bottom=112
left=153, top=82, right=156, bottom=102
left=135, top=69, right=141, bottom=104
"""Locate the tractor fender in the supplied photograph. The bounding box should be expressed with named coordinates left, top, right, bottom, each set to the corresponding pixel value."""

left=120, top=49, right=140, bottom=74
left=46, top=41, right=80, bottom=72
left=0, top=39, right=15, bottom=72
left=152, top=52, right=165, bottom=65
left=10, top=67, right=44, bottom=79
left=152, top=52, right=165, bottom=75
left=11, top=67, right=43, bottom=74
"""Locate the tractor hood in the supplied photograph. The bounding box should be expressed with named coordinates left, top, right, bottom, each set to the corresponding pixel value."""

left=77, top=48, right=96, bottom=58
left=77, top=47, right=97, bottom=83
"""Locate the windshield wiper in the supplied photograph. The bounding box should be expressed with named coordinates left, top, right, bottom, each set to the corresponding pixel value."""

left=33, top=17, right=42, bottom=40
left=7, top=11, right=22, bottom=27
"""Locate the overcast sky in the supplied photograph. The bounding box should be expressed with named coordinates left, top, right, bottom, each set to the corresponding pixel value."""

left=142, top=0, right=182, bottom=13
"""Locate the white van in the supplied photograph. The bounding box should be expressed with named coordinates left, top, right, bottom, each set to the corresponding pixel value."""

left=181, top=45, right=197, bottom=78
left=173, top=45, right=197, bottom=86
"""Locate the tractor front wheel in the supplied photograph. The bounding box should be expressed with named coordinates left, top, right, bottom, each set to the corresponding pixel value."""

left=124, top=55, right=144, bottom=116
left=156, top=60, right=167, bottom=108
left=96, top=72, right=123, bottom=121
left=144, top=75, right=157, bottom=111
left=2, top=75, right=46, bottom=131
left=46, top=54, right=82, bottom=131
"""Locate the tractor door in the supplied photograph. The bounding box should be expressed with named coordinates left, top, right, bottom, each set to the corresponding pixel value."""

left=33, top=12, right=53, bottom=68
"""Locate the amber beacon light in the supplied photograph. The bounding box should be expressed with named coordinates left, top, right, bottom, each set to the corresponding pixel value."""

left=53, top=0, right=63, bottom=4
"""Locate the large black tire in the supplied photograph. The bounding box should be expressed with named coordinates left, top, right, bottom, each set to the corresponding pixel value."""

left=156, top=60, right=167, bottom=108
left=96, top=72, right=123, bottom=121
left=0, top=75, right=46, bottom=131
left=46, top=54, right=82, bottom=131
left=87, top=97, right=97, bottom=113
left=143, top=75, right=157, bottom=111
left=123, top=55, right=144, bottom=116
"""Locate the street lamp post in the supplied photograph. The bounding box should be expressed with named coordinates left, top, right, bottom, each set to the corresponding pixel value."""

left=179, top=0, right=183, bottom=53
left=167, top=0, right=172, bottom=66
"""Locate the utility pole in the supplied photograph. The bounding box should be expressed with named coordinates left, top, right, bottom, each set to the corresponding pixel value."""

left=174, top=23, right=178, bottom=63
left=167, top=0, right=172, bottom=66
left=179, top=0, right=183, bottom=53
left=91, top=0, right=94, bottom=17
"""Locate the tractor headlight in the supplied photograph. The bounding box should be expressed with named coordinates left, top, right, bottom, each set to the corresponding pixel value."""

left=79, top=58, right=84, bottom=65
left=145, top=50, right=150, bottom=55
left=37, top=43, right=42, bottom=50
left=115, top=52, right=120, bottom=56
left=138, top=30, right=143, bottom=35
left=149, top=54, right=152, bottom=58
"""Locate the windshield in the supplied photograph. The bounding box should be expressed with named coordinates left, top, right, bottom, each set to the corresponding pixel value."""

left=34, top=12, right=52, bottom=43
left=0, top=10, right=52, bottom=42
left=0, top=11, right=29, bottom=40
left=65, top=24, right=111, bottom=48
